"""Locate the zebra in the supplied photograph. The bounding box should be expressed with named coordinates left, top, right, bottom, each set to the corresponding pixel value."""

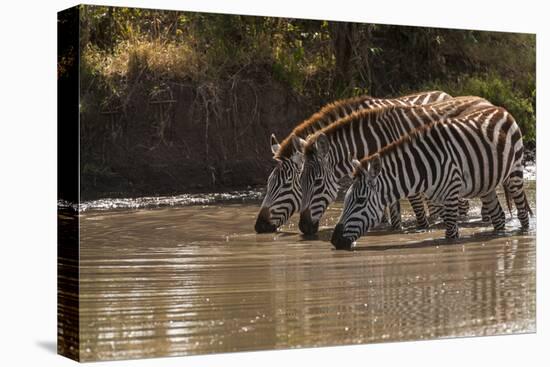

left=297, top=96, right=496, bottom=235
left=254, top=90, right=452, bottom=233
left=331, top=105, right=531, bottom=250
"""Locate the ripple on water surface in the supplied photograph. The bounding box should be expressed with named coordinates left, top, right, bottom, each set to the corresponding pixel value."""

left=67, top=182, right=536, bottom=361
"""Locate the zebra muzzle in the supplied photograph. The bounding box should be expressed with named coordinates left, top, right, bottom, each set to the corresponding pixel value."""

left=331, top=224, right=354, bottom=250
left=254, top=207, right=278, bottom=233
left=299, top=209, right=319, bottom=235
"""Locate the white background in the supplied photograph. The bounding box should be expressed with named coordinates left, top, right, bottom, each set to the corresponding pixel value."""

left=0, top=0, right=547, bottom=365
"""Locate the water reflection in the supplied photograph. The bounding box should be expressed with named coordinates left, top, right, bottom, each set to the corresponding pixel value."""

left=73, top=182, right=536, bottom=361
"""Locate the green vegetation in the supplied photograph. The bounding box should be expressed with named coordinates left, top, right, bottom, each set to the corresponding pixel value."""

left=79, top=6, right=535, bottom=142
left=73, top=5, right=536, bottom=198
left=421, top=74, right=536, bottom=142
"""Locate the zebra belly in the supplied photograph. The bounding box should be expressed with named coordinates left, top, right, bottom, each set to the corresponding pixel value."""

left=457, top=153, right=512, bottom=199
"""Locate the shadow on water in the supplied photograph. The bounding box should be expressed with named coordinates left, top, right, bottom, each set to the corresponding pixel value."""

left=271, top=231, right=300, bottom=237
left=353, top=227, right=532, bottom=252
left=299, top=228, right=333, bottom=242
left=286, top=217, right=532, bottom=245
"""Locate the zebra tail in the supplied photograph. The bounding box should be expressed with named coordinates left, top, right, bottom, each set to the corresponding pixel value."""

left=503, top=186, right=533, bottom=217
left=503, top=185, right=513, bottom=217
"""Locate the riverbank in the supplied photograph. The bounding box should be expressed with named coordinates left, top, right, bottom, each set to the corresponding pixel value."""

left=62, top=161, right=536, bottom=212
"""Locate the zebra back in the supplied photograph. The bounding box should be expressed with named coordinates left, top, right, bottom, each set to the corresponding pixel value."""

left=275, top=90, right=451, bottom=159
left=304, top=96, right=491, bottom=178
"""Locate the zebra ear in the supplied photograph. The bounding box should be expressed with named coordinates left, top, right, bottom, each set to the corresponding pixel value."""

left=351, top=157, right=363, bottom=172
left=291, top=135, right=307, bottom=154
left=348, top=153, right=361, bottom=171
left=367, top=154, right=381, bottom=179
left=315, top=133, right=330, bottom=158
left=270, top=134, right=281, bottom=155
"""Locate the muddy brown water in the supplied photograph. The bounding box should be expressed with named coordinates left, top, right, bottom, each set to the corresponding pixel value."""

left=71, top=182, right=535, bottom=361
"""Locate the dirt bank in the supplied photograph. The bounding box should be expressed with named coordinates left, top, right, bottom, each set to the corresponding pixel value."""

left=80, top=71, right=318, bottom=200
left=79, top=71, right=536, bottom=201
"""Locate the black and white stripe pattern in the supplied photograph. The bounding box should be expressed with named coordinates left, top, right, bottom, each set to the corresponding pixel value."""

left=255, top=91, right=451, bottom=233
left=298, top=96, right=497, bottom=235
left=255, top=139, right=304, bottom=233
left=331, top=106, right=530, bottom=250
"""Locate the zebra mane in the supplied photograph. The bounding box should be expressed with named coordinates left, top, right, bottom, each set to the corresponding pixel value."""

left=305, top=95, right=491, bottom=157
left=275, top=95, right=372, bottom=159
left=277, top=90, right=455, bottom=159
left=304, top=105, right=396, bottom=156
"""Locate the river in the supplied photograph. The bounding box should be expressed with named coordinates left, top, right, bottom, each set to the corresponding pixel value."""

left=60, top=179, right=535, bottom=361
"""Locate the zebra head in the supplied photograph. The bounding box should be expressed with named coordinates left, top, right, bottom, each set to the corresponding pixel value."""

left=298, top=133, right=339, bottom=235
left=255, top=134, right=305, bottom=233
left=331, top=155, right=385, bottom=250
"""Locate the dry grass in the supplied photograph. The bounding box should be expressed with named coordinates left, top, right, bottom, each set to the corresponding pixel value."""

left=84, top=38, right=201, bottom=82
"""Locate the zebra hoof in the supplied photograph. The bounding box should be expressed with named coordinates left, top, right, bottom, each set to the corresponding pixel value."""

left=391, top=224, right=402, bottom=231
left=416, top=221, right=430, bottom=231
left=445, top=231, right=459, bottom=240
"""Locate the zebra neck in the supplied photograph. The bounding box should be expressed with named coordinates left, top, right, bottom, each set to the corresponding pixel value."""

left=328, top=150, right=351, bottom=180
left=326, top=106, right=435, bottom=180
left=374, top=108, right=426, bottom=146
left=362, top=108, right=426, bottom=158
left=379, top=146, right=429, bottom=206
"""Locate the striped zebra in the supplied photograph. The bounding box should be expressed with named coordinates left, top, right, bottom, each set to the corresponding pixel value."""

left=331, top=105, right=531, bottom=250
left=254, top=90, right=451, bottom=233
left=298, top=96, right=495, bottom=235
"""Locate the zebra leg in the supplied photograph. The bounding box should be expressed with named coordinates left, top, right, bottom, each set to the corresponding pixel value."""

left=458, top=199, right=469, bottom=217
left=380, top=207, right=389, bottom=224
left=481, top=204, right=490, bottom=222
left=443, top=196, right=460, bottom=239
left=408, top=194, right=429, bottom=229
left=427, top=200, right=443, bottom=222
left=504, top=174, right=530, bottom=230
left=389, top=201, right=402, bottom=230
left=480, top=191, right=506, bottom=231
left=481, top=197, right=505, bottom=222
